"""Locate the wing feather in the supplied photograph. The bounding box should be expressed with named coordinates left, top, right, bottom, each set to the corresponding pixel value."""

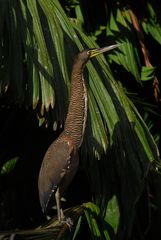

left=38, top=134, right=79, bottom=212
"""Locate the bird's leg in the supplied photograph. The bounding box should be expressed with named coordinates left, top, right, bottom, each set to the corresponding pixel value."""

left=55, top=187, right=73, bottom=229
left=55, top=187, right=65, bottom=223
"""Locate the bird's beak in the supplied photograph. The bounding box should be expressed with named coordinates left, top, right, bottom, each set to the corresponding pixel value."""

left=88, top=44, right=120, bottom=58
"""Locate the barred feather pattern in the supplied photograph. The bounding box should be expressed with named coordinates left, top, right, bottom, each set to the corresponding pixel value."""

left=64, top=54, right=88, bottom=148
left=38, top=51, right=89, bottom=212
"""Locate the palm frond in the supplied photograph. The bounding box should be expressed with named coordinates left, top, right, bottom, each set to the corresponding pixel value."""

left=0, top=205, right=83, bottom=240
left=141, top=1, right=161, bottom=45
left=0, top=0, right=160, bottom=239
left=106, top=8, right=141, bottom=82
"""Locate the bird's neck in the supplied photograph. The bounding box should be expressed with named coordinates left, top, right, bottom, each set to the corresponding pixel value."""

left=64, top=59, right=87, bottom=148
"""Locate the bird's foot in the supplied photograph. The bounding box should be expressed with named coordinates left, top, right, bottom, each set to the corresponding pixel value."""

left=57, top=207, right=73, bottom=230
left=59, top=217, right=73, bottom=231
left=64, top=217, right=73, bottom=230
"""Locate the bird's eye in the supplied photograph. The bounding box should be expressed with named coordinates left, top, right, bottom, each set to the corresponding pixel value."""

left=87, top=50, right=94, bottom=58
left=87, top=50, right=90, bottom=56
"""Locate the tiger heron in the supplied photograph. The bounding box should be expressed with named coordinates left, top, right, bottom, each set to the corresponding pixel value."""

left=38, top=44, right=118, bottom=224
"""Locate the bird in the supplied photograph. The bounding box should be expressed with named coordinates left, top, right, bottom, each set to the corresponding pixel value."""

left=38, top=44, right=119, bottom=224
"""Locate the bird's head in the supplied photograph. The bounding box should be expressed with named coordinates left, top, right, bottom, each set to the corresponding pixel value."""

left=87, top=44, right=120, bottom=58
left=76, top=44, right=120, bottom=66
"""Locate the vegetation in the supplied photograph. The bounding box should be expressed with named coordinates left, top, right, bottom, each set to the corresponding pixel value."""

left=0, top=0, right=161, bottom=239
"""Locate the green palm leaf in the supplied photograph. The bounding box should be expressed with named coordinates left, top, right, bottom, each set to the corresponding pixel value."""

left=0, top=0, right=160, bottom=239
left=106, top=9, right=141, bottom=82
left=141, top=2, right=161, bottom=45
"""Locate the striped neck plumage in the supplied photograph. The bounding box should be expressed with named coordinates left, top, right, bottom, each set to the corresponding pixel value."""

left=63, top=54, right=88, bottom=149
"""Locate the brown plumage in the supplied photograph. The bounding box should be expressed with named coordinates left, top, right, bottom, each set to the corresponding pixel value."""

left=38, top=45, right=119, bottom=223
left=38, top=134, right=78, bottom=213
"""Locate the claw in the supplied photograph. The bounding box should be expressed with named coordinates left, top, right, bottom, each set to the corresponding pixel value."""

left=59, top=217, right=73, bottom=231
left=64, top=217, right=73, bottom=230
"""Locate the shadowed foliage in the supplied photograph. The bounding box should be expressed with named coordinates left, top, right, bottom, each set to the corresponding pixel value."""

left=0, top=0, right=161, bottom=239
